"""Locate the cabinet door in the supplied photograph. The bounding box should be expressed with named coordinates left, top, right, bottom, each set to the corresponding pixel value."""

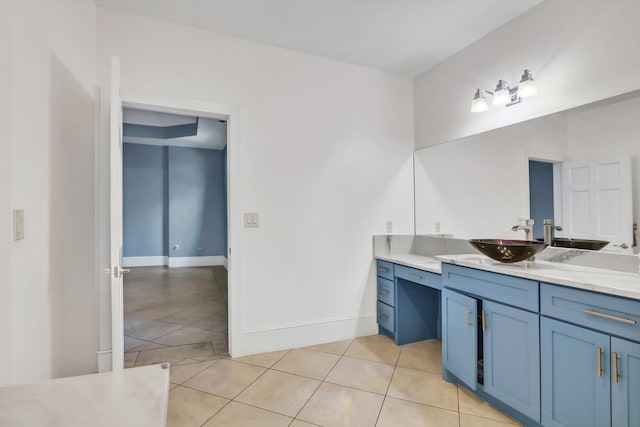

left=541, top=317, right=611, bottom=427
left=442, top=288, right=477, bottom=390
left=612, top=337, right=640, bottom=427
left=483, top=301, right=540, bottom=422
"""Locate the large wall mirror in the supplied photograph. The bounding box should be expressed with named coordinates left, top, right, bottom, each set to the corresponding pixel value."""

left=414, top=90, right=640, bottom=254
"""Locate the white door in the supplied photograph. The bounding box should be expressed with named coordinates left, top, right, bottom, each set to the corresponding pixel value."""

left=561, top=157, right=633, bottom=252
left=109, top=56, right=126, bottom=370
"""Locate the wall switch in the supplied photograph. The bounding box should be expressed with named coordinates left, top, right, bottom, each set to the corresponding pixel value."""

left=244, top=212, right=259, bottom=227
left=386, top=221, right=393, bottom=233
left=13, top=209, right=24, bottom=241
left=435, top=221, right=441, bottom=233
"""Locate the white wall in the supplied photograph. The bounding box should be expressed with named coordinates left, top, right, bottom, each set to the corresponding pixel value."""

left=97, top=8, right=415, bottom=356
left=566, top=95, right=640, bottom=233
left=414, top=115, right=566, bottom=237
left=0, top=0, right=97, bottom=386
left=414, top=0, right=640, bottom=149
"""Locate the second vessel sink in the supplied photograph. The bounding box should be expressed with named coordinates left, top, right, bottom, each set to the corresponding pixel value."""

left=545, top=237, right=609, bottom=251
left=469, top=239, right=548, bottom=263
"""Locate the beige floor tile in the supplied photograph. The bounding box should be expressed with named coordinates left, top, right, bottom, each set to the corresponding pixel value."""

left=344, top=334, right=401, bottom=365
left=124, top=314, right=152, bottom=334
left=123, top=299, right=158, bottom=314
left=459, top=413, right=522, bottom=426
left=376, top=397, right=460, bottom=427
left=290, top=420, right=320, bottom=427
left=135, top=342, right=214, bottom=366
left=297, top=382, right=384, bottom=427
left=124, top=351, right=138, bottom=368
left=153, top=326, right=220, bottom=346
left=397, top=339, right=442, bottom=374
left=458, top=387, right=518, bottom=424
left=125, top=336, right=166, bottom=352
left=325, top=356, right=394, bottom=394
left=132, top=304, right=184, bottom=320
left=177, top=358, right=200, bottom=365
left=235, top=370, right=321, bottom=417
left=202, top=401, right=292, bottom=427
left=158, top=309, right=212, bottom=326
left=271, top=349, right=340, bottom=380
left=166, top=386, right=229, bottom=427
left=387, top=367, right=458, bottom=411
left=304, top=339, right=353, bottom=355
left=189, top=315, right=228, bottom=332
left=233, top=350, right=290, bottom=368
left=126, top=320, right=184, bottom=341
left=184, top=359, right=266, bottom=399
left=170, top=360, right=217, bottom=384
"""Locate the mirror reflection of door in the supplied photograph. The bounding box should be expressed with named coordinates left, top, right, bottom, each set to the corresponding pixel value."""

left=561, top=157, right=633, bottom=252
left=529, top=157, right=633, bottom=252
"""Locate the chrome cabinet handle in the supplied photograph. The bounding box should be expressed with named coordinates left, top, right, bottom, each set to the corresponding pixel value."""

left=482, top=310, right=487, bottom=332
left=583, top=309, right=636, bottom=325
left=378, top=266, right=389, bottom=273
left=379, top=289, right=389, bottom=295
left=465, top=308, right=472, bottom=327
left=613, top=352, right=620, bottom=383
left=407, top=273, right=422, bottom=280
left=379, top=313, right=389, bottom=320
left=597, top=347, right=605, bottom=377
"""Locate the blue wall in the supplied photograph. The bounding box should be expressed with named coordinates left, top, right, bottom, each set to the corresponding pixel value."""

left=123, top=143, right=227, bottom=258
left=529, top=160, right=555, bottom=239
left=123, top=144, right=168, bottom=257
left=168, top=146, right=227, bottom=257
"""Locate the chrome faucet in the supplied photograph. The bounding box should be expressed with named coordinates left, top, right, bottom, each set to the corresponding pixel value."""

left=511, top=219, right=534, bottom=241
left=543, top=219, right=563, bottom=245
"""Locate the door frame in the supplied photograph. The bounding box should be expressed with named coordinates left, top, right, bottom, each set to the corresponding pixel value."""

left=112, top=93, right=242, bottom=366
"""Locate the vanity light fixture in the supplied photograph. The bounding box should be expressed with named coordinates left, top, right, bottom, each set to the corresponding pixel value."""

left=471, top=69, right=537, bottom=112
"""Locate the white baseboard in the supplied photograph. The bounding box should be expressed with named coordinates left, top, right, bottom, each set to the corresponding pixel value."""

left=123, top=256, right=227, bottom=268
left=168, top=256, right=227, bottom=268
left=123, top=256, right=167, bottom=267
left=230, top=314, right=378, bottom=358
left=97, top=350, right=112, bottom=372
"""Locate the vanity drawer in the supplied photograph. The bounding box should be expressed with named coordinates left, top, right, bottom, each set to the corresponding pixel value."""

left=395, top=265, right=441, bottom=290
left=377, top=301, right=395, bottom=333
left=541, top=283, right=640, bottom=342
left=442, top=264, right=538, bottom=312
left=377, top=277, right=395, bottom=307
left=376, top=259, right=394, bottom=281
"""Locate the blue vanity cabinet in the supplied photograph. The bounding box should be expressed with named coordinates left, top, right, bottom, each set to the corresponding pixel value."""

left=483, top=300, right=540, bottom=421
left=375, top=259, right=442, bottom=345
left=541, top=282, right=640, bottom=427
left=611, top=337, right=640, bottom=427
left=442, top=263, right=541, bottom=424
left=442, top=288, right=478, bottom=389
left=541, top=317, right=611, bottom=427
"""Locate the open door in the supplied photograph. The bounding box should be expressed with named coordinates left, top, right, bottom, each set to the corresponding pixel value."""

left=109, top=57, right=126, bottom=370
left=561, top=157, right=633, bottom=252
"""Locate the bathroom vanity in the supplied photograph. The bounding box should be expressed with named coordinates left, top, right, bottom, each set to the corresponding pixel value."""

left=375, top=241, right=640, bottom=427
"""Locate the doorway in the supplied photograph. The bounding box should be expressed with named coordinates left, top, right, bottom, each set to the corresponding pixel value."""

left=120, top=107, right=229, bottom=367
left=107, top=92, right=241, bottom=370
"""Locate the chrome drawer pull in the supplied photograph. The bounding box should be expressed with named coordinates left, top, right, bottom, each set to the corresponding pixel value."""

left=465, top=308, right=472, bottom=327
left=379, top=313, right=389, bottom=320
left=407, top=273, right=422, bottom=280
left=583, top=309, right=637, bottom=325
left=378, top=267, right=389, bottom=273
left=379, top=289, right=389, bottom=295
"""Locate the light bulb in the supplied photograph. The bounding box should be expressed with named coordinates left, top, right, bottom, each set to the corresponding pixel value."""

left=470, top=89, right=488, bottom=113
left=518, top=70, right=538, bottom=97
left=492, top=80, right=510, bottom=106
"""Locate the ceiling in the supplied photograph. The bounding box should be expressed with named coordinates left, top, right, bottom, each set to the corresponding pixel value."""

left=95, top=0, right=542, bottom=76
left=123, top=108, right=227, bottom=150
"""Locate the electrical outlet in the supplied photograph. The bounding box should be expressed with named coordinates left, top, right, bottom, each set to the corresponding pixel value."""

left=435, top=221, right=441, bottom=233
left=13, top=209, right=24, bottom=241
left=386, top=221, right=393, bottom=233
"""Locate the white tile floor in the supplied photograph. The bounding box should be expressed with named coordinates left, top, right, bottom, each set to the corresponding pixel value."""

left=124, top=267, right=522, bottom=426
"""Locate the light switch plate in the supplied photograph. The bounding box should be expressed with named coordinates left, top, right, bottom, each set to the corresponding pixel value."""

left=244, top=212, right=259, bottom=228
left=13, top=209, right=24, bottom=241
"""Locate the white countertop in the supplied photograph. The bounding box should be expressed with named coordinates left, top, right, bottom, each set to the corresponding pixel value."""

left=0, top=364, right=170, bottom=427
left=376, top=253, right=441, bottom=274
left=376, top=253, right=640, bottom=301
